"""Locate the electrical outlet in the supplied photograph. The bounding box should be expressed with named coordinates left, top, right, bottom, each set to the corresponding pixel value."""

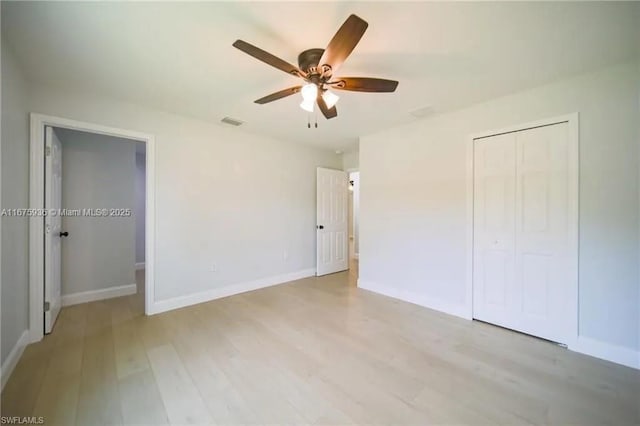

left=210, top=263, right=217, bottom=272
left=283, top=250, right=289, bottom=261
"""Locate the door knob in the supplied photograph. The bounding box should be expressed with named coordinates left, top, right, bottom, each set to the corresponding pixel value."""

left=317, top=225, right=324, bottom=230
left=59, top=231, right=69, bottom=237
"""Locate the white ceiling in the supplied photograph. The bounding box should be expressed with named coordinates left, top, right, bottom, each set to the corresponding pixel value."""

left=3, top=2, right=639, bottom=151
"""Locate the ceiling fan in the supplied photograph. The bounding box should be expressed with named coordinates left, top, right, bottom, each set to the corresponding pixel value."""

left=232, top=14, right=399, bottom=120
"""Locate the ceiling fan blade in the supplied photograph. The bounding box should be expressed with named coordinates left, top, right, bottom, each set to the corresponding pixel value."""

left=233, top=40, right=304, bottom=78
left=332, top=77, right=399, bottom=93
left=317, top=96, right=338, bottom=119
left=254, top=86, right=302, bottom=104
left=318, top=15, right=368, bottom=74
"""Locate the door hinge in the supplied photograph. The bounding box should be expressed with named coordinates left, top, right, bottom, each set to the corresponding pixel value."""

left=44, top=301, right=50, bottom=312
left=45, top=146, right=51, bottom=156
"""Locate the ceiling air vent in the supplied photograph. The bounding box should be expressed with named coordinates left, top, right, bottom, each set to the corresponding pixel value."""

left=409, top=105, right=434, bottom=119
left=221, top=117, right=244, bottom=127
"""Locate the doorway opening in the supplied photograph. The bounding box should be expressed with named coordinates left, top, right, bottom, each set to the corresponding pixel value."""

left=348, top=171, right=359, bottom=282
left=28, top=114, right=155, bottom=342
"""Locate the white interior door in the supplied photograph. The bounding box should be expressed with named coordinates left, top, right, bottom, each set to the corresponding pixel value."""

left=44, top=126, right=63, bottom=333
left=473, top=132, right=517, bottom=329
left=316, top=167, right=348, bottom=276
left=473, top=122, right=572, bottom=344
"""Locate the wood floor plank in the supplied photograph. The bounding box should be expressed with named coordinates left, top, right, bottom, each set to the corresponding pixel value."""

left=3, top=261, right=639, bottom=425
left=118, top=370, right=169, bottom=425
left=31, top=372, right=81, bottom=426
left=146, top=344, right=213, bottom=425
left=175, top=341, right=259, bottom=425
left=75, top=300, right=124, bottom=426
left=0, top=349, right=50, bottom=418
left=112, top=320, right=150, bottom=380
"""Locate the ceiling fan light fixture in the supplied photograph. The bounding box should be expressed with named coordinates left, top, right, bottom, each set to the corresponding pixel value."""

left=233, top=14, right=398, bottom=121
left=322, top=90, right=340, bottom=109
left=301, top=83, right=318, bottom=102
left=300, top=99, right=315, bottom=112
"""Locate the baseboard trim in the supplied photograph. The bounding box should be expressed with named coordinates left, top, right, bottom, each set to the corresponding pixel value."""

left=150, top=268, right=316, bottom=314
left=569, top=336, right=640, bottom=370
left=1, top=330, right=29, bottom=391
left=62, top=283, right=137, bottom=307
left=135, top=262, right=145, bottom=270
left=357, top=279, right=471, bottom=320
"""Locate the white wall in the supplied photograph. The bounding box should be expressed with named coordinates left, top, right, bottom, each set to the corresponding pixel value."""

left=342, top=145, right=359, bottom=171
left=56, top=128, right=136, bottom=296
left=135, top=149, right=146, bottom=265
left=1, top=42, right=30, bottom=365
left=29, top=84, right=341, bottom=303
left=360, top=61, right=640, bottom=355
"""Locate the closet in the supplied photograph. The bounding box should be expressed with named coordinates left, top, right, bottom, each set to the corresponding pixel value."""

left=472, top=121, right=575, bottom=344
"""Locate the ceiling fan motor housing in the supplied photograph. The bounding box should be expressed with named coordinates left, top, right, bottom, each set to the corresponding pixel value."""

left=298, top=48, right=326, bottom=76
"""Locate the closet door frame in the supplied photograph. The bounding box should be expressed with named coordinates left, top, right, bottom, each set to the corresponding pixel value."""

left=465, top=113, right=579, bottom=346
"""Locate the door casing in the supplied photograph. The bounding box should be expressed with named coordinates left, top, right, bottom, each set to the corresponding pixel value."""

left=29, top=113, right=156, bottom=343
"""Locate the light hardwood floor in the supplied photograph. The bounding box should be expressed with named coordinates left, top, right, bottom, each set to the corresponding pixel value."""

left=2, top=261, right=639, bottom=425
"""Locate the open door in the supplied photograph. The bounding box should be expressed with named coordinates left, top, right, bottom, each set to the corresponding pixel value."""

left=316, top=167, right=348, bottom=276
left=44, top=126, right=63, bottom=333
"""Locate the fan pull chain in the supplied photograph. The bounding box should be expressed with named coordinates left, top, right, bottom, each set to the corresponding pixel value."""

left=315, top=109, right=318, bottom=128
left=307, top=113, right=311, bottom=129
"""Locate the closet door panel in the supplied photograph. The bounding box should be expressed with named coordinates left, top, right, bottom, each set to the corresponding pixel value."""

left=473, top=133, right=516, bottom=327
left=515, top=123, right=570, bottom=343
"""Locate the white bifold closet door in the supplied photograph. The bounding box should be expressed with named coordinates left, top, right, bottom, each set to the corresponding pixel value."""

left=473, top=122, right=571, bottom=344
